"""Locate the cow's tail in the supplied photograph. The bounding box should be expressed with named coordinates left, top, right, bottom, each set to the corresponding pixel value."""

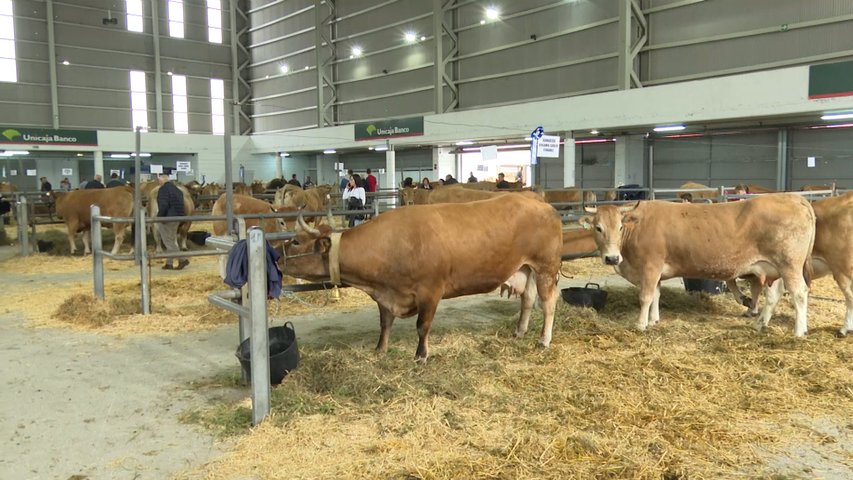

left=802, top=200, right=817, bottom=289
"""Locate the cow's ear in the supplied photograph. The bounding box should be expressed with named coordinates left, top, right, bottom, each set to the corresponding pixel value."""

left=583, top=206, right=597, bottom=214
left=578, top=216, right=594, bottom=229
left=318, top=237, right=332, bottom=253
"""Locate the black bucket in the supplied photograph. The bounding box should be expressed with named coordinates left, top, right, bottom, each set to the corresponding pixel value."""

left=561, top=283, right=608, bottom=311
left=235, top=322, right=299, bottom=385
left=683, top=278, right=726, bottom=295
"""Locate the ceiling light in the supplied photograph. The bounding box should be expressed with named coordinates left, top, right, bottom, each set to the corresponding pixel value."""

left=279, top=64, right=289, bottom=73
left=280, top=152, right=290, bottom=157
left=375, top=145, right=388, bottom=152
left=479, top=19, right=486, bottom=25
left=820, top=112, right=853, bottom=121
left=323, top=149, right=336, bottom=154
left=76, top=153, right=84, bottom=157
left=485, top=7, right=499, bottom=20
left=420, top=36, right=426, bottom=41
left=4, top=150, right=28, bottom=155
left=166, top=71, right=173, bottom=76
left=404, top=32, right=417, bottom=43
left=304, top=66, right=309, bottom=70
left=455, top=140, right=474, bottom=146
left=350, top=46, right=363, bottom=58
left=653, top=124, right=686, bottom=132
left=574, top=138, right=615, bottom=145
left=523, top=137, right=533, bottom=141
left=590, top=129, right=599, bottom=135
left=110, top=154, right=131, bottom=159
left=61, top=60, right=70, bottom=66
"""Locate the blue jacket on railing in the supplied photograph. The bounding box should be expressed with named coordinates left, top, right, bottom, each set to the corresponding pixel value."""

left=223, top=239, right=283, bottom=298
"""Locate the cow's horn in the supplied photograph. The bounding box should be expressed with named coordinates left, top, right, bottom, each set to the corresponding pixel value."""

left=296, top=206, right=321, bottom=236
left=583, top=206, right=597, bottom=213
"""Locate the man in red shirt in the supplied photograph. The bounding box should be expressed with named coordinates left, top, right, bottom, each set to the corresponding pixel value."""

left=366, top=168, right=378, bottom=193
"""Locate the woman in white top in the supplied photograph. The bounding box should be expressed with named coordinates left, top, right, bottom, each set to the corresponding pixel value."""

left=342, top=174, right=367, bottom=227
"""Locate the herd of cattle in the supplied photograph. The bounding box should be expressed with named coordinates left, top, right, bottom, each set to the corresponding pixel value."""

left=1, top=178, right=849, bottom=361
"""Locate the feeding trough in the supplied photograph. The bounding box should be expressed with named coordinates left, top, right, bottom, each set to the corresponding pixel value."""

left=561, top=282, right=608, bottom=311
left=683, top=278, right=727, bottom=295
left=236, top=321, right=299, bottom=385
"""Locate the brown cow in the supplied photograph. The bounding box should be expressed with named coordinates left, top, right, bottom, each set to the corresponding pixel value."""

left=399, top=187, right=432, bottom=206
left=542, top=189, right=597, bottom=211
left=211, top=193, right=287, bottom=236
left=679, top=182, right=718, bottom=201
left=751, top=192, right=853, bottom=335
left=800, top=184, right=836, bottom=193
left=580, top=194, right=816, bottom=336
left=199, top=182, right=221, bottom=209
left=274, top=184, right=333, bottom=225
left=251, top=180, right=266, bottom=194
left=0, top=182, right=18, bottom=193
left=148, top=183, right=195, bottom=252
left=51, top=187, right=134, bottom=255
left=283, top=194, right=563, bottom=361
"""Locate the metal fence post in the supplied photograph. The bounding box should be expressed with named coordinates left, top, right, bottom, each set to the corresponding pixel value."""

left=91, top=205, right=105, bottom=299
left=248, top=226, right=271, bottom=425
left=17, top=196, right=29, bottom=257
left=28, top=199, right=37, bottom=253
left=237, top=217, right=251, bottom=383
left=139, top=212, right=151, bottom=314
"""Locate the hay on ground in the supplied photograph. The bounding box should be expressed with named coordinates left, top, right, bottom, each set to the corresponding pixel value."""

left=177, top=277, right=853, bottom=480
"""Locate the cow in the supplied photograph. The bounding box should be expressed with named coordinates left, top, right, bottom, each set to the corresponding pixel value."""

left=741, top=192, right=852, bottom=335
left=679, top=182, right=718, bottom=201
left=800, top=184, right=835, bottom=192
left=211, top=193, right=287, bottom=236
left=461, top=181, right=525, bottom=191
left=251, top=180, right=266, bottom=194
left=266, top=177, right=286, bottom=192
left=183, top=180, right=205, bottom=207
left=282, top=194, right=564, bottom=361
left=148, top=183, right=195, bottom=252
left=274, top=184, right=333, bottom=225
left=233, top=182, right=253, bottom=196
left=51, top=187, right=134, bottom=255
left=542, top=189, right=598, bottom=211
left=737, top=184, right=777, bottom=194
left=399, top=187, right=432, bottom=206
left=199, top=182, right=221, bottom=209
left=0, top=182, right=17, bottom=193
left=580, top=194, right=816, bottom=336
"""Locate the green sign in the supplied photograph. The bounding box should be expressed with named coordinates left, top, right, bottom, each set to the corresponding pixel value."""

left=808, top=61, right=853, bottom=99
left=0, top=127, right=99, bottom=146
left=354, top=117, right=424, bottom=141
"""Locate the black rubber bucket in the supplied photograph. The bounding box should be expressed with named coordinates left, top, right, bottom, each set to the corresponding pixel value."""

left=561, top=283, right=608, bottom=311
left=235, top=322, right=299, bottom=385
left=683, top=278, right=726, bottom=295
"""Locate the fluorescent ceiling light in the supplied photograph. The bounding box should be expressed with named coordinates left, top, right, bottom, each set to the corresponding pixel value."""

left=455, top=140, right=474, bottom=145
left=523, top=136, right=533, bottom=141
left=404, top=32, right=417, bottom=43
left=375, top=145, right=388, bottom=152
left=110, top=154, right=131, bottom=159
left=279, top=64, right=289, bottom=73
left=479, top=19, right=486, bottom=25
left=279, top=152, right=290, bottom=157
left=61, top=60, right=70, bottom=66
left=590, top=129, right=599, bottom=135
left=76, top=153, right=84, bottom=157
left=323, top=149, right=336, bottom=154
left=653, top=124, right=686, bottom=132
left=420, top=36, right=426, bottom=41
left=574, top=138, right=615, bottom=145
left=129, top=153, right=152, bottom=157
left=485, top=7, right=499, bottom=20
left=820, top=112, right=853, bottom=121
left=1, top=150, right=29, bottom=155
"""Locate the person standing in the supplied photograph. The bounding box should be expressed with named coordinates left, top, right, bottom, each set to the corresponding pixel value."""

left=40, top=177, right=53, bottom=192
left=467, top=172, right=477, bottom=183
left=59, top=178, right=72, bottom=192
left=85, top=174, right=105, bottom=189
left=444, top=174, right=458, bottom=185
left=156, top=173, right=189, bottom=270
left=288, top=174, right=301, bottom=187
left=365, top=168, right=378, bottom=193
left=106, top=173, right=126, bottom=188
left=342, top=173, right=367, bottom=227
left=495, top=173, right=511, bottom=189
left=340, top=169, right=354, bottom=193
left=303, top=175, right=315, bottom=189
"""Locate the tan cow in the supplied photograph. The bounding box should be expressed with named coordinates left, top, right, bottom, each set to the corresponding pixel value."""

left=800, top=184, right=835, bottom=192
left=211, top=193, right=287, bottom=236
left=542, top=189, right=597, bottom=211
left=148, top=183, right=195, bottom=252
left=51, top=187, right=134, bottom=255
left=751, top=192, right=853, bottom=335
left=284, top=194, right=563, bottom=361
left=274, top=184, right=333, bottom=225
left=580, top=194, right=816, bottom=335
left=399, top=187, right=432, bottom=205
left=0, top=182, right=18, bottom=193
left=679, top=182, right=718, bottom=201
left=199, top=182, right=221, bottom=209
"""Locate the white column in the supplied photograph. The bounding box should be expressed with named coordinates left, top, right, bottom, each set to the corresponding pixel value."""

left=94, top=150, right=104, bottom=178
left=317, top=153, right=338, bottom=186
left=563, top=138, right=576, bottom=188
left=434, top=147, right=455, bottom=181
left=614, top=135, right=645, bottom=187
left=384, top=149, right=396, bottom=189
left=275, top=154, right=283, bottom=179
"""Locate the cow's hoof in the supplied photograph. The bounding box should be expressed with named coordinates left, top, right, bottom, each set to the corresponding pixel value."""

left=514, top=330, right=526, bottom=339
left=536, top=340, right=550, bottom=349
left=752, top=322, right=765, bottom=332
left=742, top=310, right=759, bottom=318
left=414, top=356, right=428, bottom=364
left=794, top=330, right=807, bottom=338
left=635, top=324, right=648, bottom=332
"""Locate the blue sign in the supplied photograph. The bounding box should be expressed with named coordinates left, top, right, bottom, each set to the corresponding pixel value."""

left=530, top=126, right=544, bottom=165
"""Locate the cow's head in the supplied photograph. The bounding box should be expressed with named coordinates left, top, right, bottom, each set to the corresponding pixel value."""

left=579, top=202, right=639, bottom=266
left=400, top=187, right=415, bottom=206
left=281, top=208, right=333, bottom=280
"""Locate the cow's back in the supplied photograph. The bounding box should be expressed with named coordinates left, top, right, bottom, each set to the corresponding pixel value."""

left=812, top=192, right=853, bottom=265
left=211, top=193, right=276, bottom=236
left=55, top=188, right=133, bottom=226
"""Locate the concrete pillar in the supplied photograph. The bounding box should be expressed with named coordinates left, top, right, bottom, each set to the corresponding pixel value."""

left=613, top=135, right=645, bottom=187
left=94, top=150, right=104, bottom=179
left=563, top=138, right=576, bottom=188
left=275, top=154, right=283, bottom=179
left=433, top=146, right=454, bottom=182
left=317, top=153, right=339, bottom=186
left=384, top=149, right=396, bottom=189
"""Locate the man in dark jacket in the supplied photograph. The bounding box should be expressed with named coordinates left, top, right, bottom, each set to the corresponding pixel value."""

left=106, top=173, right=126, bottom=188
left=288, top=174, right=301, bottom=187
left=85, top=174, right=105, bottom=189
left=495, top=172, right=511, bottom=189
left=156, top=173, right=188, bottom=270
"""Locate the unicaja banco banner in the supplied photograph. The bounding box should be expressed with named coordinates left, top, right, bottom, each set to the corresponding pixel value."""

left=1, top=127, right=99, bottom=146
left=355, top=117, right=424, bottom=141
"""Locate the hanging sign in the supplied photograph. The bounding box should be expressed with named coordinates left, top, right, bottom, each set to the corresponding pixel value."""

left=355, top=117, right=424, bottom=141
left=0, top=127, right=98, bottom=146
left=176, top=161, right=191, bottom=172
left=62, top=168, right=73, bottom=175
left=537, top=135, right=560, bottom=158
